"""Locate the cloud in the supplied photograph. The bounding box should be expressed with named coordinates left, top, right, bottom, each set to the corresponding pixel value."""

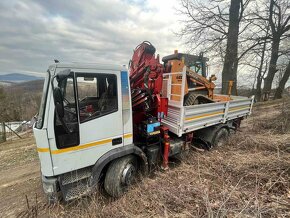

left=0, top=0, right=183, bottom=77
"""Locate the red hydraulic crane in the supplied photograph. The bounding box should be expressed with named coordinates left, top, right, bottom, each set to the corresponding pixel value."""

left=129, top=41, right=168, bottom=142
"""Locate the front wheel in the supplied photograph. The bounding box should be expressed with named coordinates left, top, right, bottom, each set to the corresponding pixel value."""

left=104, top=155, right=138, bottom=197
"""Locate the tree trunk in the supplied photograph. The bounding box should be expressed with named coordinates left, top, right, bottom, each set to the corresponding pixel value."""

left=255, top=37, right=268, bottom=101
left=256, top=78, right=262, bottom=101
left=262, top=36, right=280, bottom=99
left=252, top=71, right=257, bottom=94
left=274, top=61, right=290, bottom=99
left=221, top=0, right=241, bottom=95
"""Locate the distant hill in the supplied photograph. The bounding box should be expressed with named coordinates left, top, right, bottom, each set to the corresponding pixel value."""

left=6, top=79, right=45, bottom=93
left=0, top=73, right=42, bottom=83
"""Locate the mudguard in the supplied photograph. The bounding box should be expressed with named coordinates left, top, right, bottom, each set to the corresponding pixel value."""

left=89, top=145, right=148, bottom=187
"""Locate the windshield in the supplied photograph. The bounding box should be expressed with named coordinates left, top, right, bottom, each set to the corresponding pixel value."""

left=35, top=70, right=50, bottom=129
left=189, top=62, right=203, bottom=75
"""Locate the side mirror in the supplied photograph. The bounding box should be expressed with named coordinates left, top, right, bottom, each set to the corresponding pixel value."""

left=56, top=69, right=71, bottom=83
left=53, top=87, right=64, bottom=118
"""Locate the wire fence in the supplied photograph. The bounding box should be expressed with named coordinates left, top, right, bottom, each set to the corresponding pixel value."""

left=0, top=121, right=34, bottom=143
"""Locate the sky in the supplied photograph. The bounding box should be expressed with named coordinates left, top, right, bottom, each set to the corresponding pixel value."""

left=0, top=0, right=185, bottom=77
left=0, top=0, right=288, bottom=88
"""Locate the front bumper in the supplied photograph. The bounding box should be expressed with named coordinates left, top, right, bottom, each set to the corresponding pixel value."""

left=42, top=175, right=59, bottom=195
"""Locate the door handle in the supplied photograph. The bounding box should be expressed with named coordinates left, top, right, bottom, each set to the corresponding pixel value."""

left=112, top=137, right=122, bottom=145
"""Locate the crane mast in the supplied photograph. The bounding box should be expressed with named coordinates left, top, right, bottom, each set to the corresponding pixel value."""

left=129, top=41, right=168, bottom=143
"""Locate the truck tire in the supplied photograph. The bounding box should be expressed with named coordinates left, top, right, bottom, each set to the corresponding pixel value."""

left=212, top=128, right=229, bottom=147
left=104, top=155, right=138, bottom=197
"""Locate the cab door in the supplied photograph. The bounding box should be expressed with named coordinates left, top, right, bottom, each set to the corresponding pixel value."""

left=76, top=70, right=123, bottom=148
left=50, top=69, right=124, bottom=175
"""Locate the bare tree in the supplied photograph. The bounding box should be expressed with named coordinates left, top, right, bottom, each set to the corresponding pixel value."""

left=255, top=27, right=270, bottom=101
left=178, top=0, right=265, bottom=94
left=261, top=0, right=290, bottom=99
left=178, top=0, right=229, bottom=57
left=221, top=0, right=243, bottom=94
left=274, top=60, right=290, bottom=98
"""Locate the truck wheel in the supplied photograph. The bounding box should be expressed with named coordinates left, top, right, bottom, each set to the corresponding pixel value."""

left=104, top=155, right=138, bottom=197
left=212, top=128, right=229, bottom=147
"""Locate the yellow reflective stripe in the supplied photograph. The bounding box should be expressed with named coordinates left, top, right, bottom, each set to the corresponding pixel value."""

left=38, top=134, right=133, bottom=154
left=37, top=147, right=50, bottom=153
left=185, top=111, right=224, bottom=121
left=229, top=106, right=249, bottom=112
left=51, top=138, right=112, bottom=154
left=124, top=133, right=133, bottom=138
left=185, top=105, right=250, bottom=122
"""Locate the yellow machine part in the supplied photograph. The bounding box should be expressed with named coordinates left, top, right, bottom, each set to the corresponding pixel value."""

left=168, top=59, right=232, bottom=103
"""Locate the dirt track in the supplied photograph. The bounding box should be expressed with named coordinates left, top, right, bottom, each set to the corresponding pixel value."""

left=0, top=98, right=289, bottom=217
left=0, top=137, right=45, bottom=217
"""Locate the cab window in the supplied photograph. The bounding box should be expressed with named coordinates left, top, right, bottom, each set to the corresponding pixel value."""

left=54, top=75, right=79, bottom=149
left=76, top=73, right=118, bottom=123
left=190, top=62, right=203, bottom=75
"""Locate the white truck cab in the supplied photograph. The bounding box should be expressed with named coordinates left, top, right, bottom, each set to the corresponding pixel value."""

left=34, top=63, right=147, bottom=201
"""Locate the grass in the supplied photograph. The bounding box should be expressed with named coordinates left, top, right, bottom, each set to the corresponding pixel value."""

left=20, top=98, right=290, bottom=217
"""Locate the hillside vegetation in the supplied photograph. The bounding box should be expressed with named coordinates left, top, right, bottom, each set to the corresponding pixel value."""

left=0, top=80, right=43, bottom=121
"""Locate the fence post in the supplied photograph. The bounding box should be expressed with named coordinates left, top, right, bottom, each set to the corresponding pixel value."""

left=0, top=122, right=6, bottom=143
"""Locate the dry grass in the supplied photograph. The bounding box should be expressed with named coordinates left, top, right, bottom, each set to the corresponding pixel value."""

left=20, top=99, right=290, bottom=218
left=251, top=98, right=290, bottom=134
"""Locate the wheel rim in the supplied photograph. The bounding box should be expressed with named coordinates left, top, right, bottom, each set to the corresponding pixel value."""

left=121, top=163, right=136, bottom=186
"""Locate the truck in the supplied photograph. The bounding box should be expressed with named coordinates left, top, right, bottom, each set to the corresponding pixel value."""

left=33, top=41, right=254, bottom=202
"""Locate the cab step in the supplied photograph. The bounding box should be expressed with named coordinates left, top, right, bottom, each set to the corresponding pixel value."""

left=61, top=179, right=91, bottom=201
left=59, top=167, right=92, bottom=186
left=59, top=167, right=92, bottom=201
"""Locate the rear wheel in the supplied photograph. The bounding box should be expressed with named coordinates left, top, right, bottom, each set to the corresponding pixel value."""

left=212, top=128, right=229, bottom=147
left=104, top=155, right=138, bottom=197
